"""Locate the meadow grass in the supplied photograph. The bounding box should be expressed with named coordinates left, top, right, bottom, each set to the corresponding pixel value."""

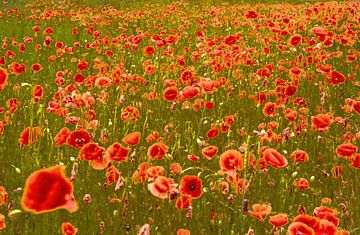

left=0, top=0, right=359, bottom=234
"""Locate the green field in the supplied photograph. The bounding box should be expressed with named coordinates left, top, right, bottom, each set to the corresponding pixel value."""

left=0, top=0, right=359, bottom=234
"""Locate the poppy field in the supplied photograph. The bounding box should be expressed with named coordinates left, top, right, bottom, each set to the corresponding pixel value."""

left=0, top=0, right=359, bottom=234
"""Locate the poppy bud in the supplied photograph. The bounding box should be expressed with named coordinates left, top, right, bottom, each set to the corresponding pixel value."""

left=83, top=194, right=92, bottom=205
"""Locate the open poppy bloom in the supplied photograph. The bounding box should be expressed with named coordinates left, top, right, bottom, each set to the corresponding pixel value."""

left=311, top=113, right=333, bottom=131
left=0, top=186, right=8, bottom=207
left=122, top=132, right=141, bottom=146
left=177, top=229, right=190, bottom=235
left=21, top=165, right=78, bottom=214
left=162, top=87, right=178, bottom=102
left=326, top=70, right=346, bottom=85
left=147, top=176, right=177, bottom=199
left=106, top=165, right=120, bottom=185
left=269, top=213, right=288, bottom=228
left=287, top=222, right=315, bottom=235
left=104, top=142, right=131, bottom=162
left=179, top=175, right=202, bottom=199
left=62, top=222, right=77, bottom=235
left=67, top=129, right=92, bottom=148
left=248, top=203, right=272, bottom=221
left=288, top=34, right=302, bottom=47
left=18, top=127, right=44, bottom=147
left=349, top=154, right=360, bottom=169
left=262, top=102, right=277, bottom=117
left=263, top=148, right=288, bottom=169
left=54, top=127, right=70, bottom=147
left=0, top=67, right=9, bottom=91
left=146, top=166, right=165, bottom=180
left=336, top=143, right=358, bottom=158
left=292, top=214, right=321, bottom=232
left=313, top=206, right=339, bottom=227
left=219, top=149, right=244, bottom=175
left=201, top=146, right=218, bottom=160
left=147, top=142, right=169, bottom=160
left=293, top=178, right=310, bottom=190
left=0, top=214, right=5, bottom=230
left=94, top=76, right=112, bottom=87
left=290, top=150, right=309, bottom=163
left=78, top=142, right=109, bottom=170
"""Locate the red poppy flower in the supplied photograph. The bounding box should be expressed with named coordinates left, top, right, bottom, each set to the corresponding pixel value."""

left=293, top=214, right=321, bottom=232
left=287, top=222, right=314, bottom=235
left=62, top=222, right=77, bottom=235
left=187, top=154, right=200, bottom=162
left=317, top=219, right=337, bottom=235
left=179, top=70, right=195, bottom=86
left=31, top=63, right=43, bottom=73
left=285, top=109, right=298, bottom=121
left=0, top=214, right=5, bottom=230
left=311, top=113, right=333, bottom=131
left=106, top=165, right=120, bottom=185
left=248, top=203, right=272, bottom=221
left=146, top=131, right=159, bottom=143
left=201, top=146, right=218, bottom=160
left=163, top=87, right=178, bottom=102
left=312, top=26, right=326, bottom=38
left=326, top=71, right=346, bottom=85
left=120, top=106, right=140, bottom=122
left=94, top=76, right=112, bottom=87
left=313, top=206, right=338, bottom=220
left=349, top=154, right=360, bottom=169
left=263, top=148, right=288, bottom=168
left=288, top=34, right=302, bottom=47
left=104, top=142, right=131, bottom=162
left=245, top=10, right=258, bottom=19
left=269, top=213, right=288, bottom=228
left=146, top=166, right=165, bottom=180
left=179, top=175, right=202, bottom=199
left=67, top=129, right=91, bottom=148
left=0, top=67, right=8, bottom=91
left=177, top=229, right=190, bottom=235
left=77, top=60, right=88, bottom=71
left=144, top=64, right=156, bottom=75
left=294, top=178, right=310, bottom=190
left=206, top=124, right=219, bottom=139
left=33, top=84, right=43, bottom=97
left=336, top=143, right=357, bottom=158
left=147, top=142, right=169, bottom=160
left=79, top=142, right=108, bottom=170
left=285, top=85, right=298, bottom=97
left=224, top=35, right=236, bottom=45
left=54, top=127, right=70, bottom=147
left=170, top=163, right=182, bottom=175
left=73, top=74, right=85, bottom=84
left=148, top=176, right=177, bottom=199
left=121, top=132, right=141, bottom=146
left=315, top=208, right=339, bottom=228
left=352, top=101, right=360, bottom=115
left=143, top=46, right=155, bottom=55
left=263, top=102, right=277, bottom=117
left=8, top=62, right=26, bottom=76
left=132, top=162, right=151, bottom=184
left=0, top=187, right=8, bottom=207
left=18, top=127, right=44, bottom=147
left=290, top=150, right=309, bottom=163
left=219, top=149, right=244, bottom=175
left=21, top=165, right=78, bottom=214
left=175, top=194, right=192, bottom=210
left=181, top=86, right=200, bottom=100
